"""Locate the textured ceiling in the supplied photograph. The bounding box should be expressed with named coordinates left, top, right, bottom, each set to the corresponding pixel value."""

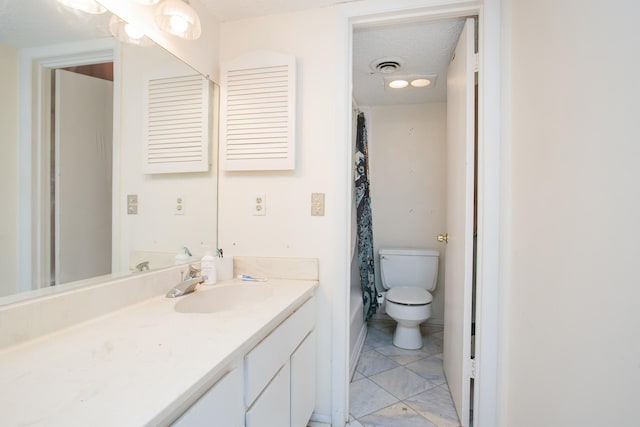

left=199, top=0, right=358, bottom=22
left=2, top=0, right=465, bottom=107
left=353, top=18, right=465, bottom=107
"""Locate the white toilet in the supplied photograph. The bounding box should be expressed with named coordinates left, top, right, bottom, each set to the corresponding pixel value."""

left=379, top=248, right=439, bottom=350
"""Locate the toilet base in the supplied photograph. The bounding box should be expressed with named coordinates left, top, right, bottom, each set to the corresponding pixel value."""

left=393, top=323, right=423, bottom=350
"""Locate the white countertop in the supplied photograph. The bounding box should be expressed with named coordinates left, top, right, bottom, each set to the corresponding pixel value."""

left=0, top=278, right=317, bottom=427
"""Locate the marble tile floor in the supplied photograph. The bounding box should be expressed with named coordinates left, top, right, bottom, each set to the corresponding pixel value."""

left=349, top=317, right=461, bottom=427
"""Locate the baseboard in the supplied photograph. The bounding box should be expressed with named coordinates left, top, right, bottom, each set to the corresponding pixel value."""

left=309, top=412, right=332, bottom=426
left=425, top=318, right=444, bottom=328
left=350, top=322, right=367, bottom=380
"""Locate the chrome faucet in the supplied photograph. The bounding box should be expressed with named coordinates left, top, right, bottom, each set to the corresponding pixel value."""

left=135, top=261, right=150, bottom=272
left=166, top=265, right=203, bottom=298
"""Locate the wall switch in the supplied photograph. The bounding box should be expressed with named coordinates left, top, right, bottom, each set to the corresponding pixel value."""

left=127, top=195, right=138, bottom=215
left=253, top=193, right=266, bottom=216
left=311, top=193, right=325, bottom=216
left=174, top=195, right=185, bottom=215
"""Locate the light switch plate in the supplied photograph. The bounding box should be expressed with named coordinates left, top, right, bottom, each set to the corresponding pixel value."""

left=127, top=195, right=138, bottom=215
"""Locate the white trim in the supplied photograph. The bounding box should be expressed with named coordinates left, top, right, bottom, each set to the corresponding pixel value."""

left=350, top=323, right=368, bottom=381
left=18, top=38, right=116, bottom=292
left=335, top=1, right=501, bottom=426
left=309, top=414, right=332, bottom=426
left=111, top=43, right=123, bottom=274
left=334, top=8, right=352, bottom=426
left=307, top=420, right=331, bottom=427
left=473, top=1, right=501, bottom=426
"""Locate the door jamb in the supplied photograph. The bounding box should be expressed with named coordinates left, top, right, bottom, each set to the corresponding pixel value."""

left=18, top=38, right=118, bottom=292
left=334, top=1, right=502, bottom=426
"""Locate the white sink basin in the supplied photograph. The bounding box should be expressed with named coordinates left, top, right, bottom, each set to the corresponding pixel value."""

left=174, top=283, right=274, bottom=313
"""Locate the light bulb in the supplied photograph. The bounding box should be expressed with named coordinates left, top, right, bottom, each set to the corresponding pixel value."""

left=389, top=79, right=409, bottom=89
left=411, top=78, right=432, bottom=88
left=169, top=15, right=189, bottom=33
left=154, top=0, right=202, bottom=40
left=125, top=24, right=145, bottom=40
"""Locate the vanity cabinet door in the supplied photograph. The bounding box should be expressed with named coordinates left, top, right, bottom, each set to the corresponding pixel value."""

left=172, top=368, right=244, bottom=427
left=245, top=361, right=291, bottom=427
left=291, top=330, right=316, bottom=427
left=245, top=297, right=315, bottom=406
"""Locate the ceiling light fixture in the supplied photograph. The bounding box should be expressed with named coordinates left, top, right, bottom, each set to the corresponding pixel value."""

left=385, top=74, right=438, bottom=90
left=410, top=78, right=432, bottom=88
left=56, top=0, right=106, bottom=14
left=109, top=15, right=153, bottom=46
left=389, top=79, right=409, bottom=89
left=154, top=0, right=202, bottom=40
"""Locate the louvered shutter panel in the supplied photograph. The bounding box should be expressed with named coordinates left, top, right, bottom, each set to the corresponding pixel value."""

left=143, top=73, right=210, bottom=174
left=221, top=51, right=296, bottom=171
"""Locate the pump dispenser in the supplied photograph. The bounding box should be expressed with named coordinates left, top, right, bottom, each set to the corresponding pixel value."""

left=201, top=247, right=216, bottom=285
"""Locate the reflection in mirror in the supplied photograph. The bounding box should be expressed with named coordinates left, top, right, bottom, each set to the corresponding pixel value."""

left=0, top=0, right=218, bottom=306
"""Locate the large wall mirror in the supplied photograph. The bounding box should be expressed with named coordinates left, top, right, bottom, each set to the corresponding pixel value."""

left=0, top=0, right=219, bottom=305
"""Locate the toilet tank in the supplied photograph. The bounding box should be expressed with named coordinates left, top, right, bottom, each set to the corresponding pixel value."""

left=379, top=248, right=439, bottom=291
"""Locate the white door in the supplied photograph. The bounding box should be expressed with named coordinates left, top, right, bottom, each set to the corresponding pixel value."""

left=443, top=17, right=476, bottom=427
left=55, top=69, right=113, bottom=284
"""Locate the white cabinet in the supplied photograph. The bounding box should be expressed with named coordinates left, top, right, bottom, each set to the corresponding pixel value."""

left=291, top=331, right=316, bottom=427
left=173, top=296, right=316, bottom=427
left=245, top=297, right=316, bottom=427
left=246, top=361, right=291, bottom=427
left=172, top=368, right=244, bottom=427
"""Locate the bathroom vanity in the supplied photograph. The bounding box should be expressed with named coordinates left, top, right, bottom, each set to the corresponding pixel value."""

left=0, top=258, right=318, bottom=427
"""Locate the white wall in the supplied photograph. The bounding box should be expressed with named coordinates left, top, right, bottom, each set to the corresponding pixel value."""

left=117, top=43, right=218, bottom=272
left=502, top=0, right=640, bottom=425
left=368, top=103, right=447, bottom=323
left=0, top=43, right=18, bottom=297
left=218, top=7, right=339, bottom=421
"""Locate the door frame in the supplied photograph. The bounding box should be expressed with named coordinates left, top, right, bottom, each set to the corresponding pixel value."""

left=334, top=1, right=502, bottom=426
left=18, top=38, right=120, bottom=292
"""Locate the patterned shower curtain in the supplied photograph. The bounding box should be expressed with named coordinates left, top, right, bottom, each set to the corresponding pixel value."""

left=354, top=112, right=377, bottom=321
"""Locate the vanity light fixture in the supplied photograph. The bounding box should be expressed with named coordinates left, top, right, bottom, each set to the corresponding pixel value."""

left=56, top=0, right=106, bottom=14
left=109, top=15, right=153, bottom=46
left=154, top=0, right=202, bottom=40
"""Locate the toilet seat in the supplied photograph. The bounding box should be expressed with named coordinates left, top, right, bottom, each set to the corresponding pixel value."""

left=386, top=287, right=432, bottom=306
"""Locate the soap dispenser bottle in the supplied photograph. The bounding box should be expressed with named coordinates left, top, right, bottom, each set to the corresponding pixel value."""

left=201, top=247, right=216, bottom=285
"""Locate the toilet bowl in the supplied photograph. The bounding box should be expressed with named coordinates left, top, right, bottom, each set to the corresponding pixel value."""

left=385, top=287, right=433, bottom=349
left=379, top=248, right=439, bottom=350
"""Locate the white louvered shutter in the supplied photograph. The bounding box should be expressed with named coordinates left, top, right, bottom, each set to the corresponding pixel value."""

left=221, top=51, right=296, bottom=171
left=143, top=73, right=210, bottom=174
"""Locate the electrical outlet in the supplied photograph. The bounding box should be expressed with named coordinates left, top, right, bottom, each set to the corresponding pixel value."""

left=174, top=195, right=185, bottom=215
left=127, top=195, right=138, bottom=215
left=253, top=193, right=266, bottom=216
left=311, top=193, right=325, bottom=216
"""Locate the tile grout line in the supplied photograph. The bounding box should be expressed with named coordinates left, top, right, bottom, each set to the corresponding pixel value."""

left=350, top=322, right=457, bottom=427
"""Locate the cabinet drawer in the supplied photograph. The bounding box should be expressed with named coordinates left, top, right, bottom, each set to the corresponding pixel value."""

left=245, top=297, right=315, bottom=406
left=172, top=368, right=244, bottom=427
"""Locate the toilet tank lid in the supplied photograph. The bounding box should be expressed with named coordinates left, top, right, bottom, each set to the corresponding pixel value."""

left=379, top=248, right=439, bottom=257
